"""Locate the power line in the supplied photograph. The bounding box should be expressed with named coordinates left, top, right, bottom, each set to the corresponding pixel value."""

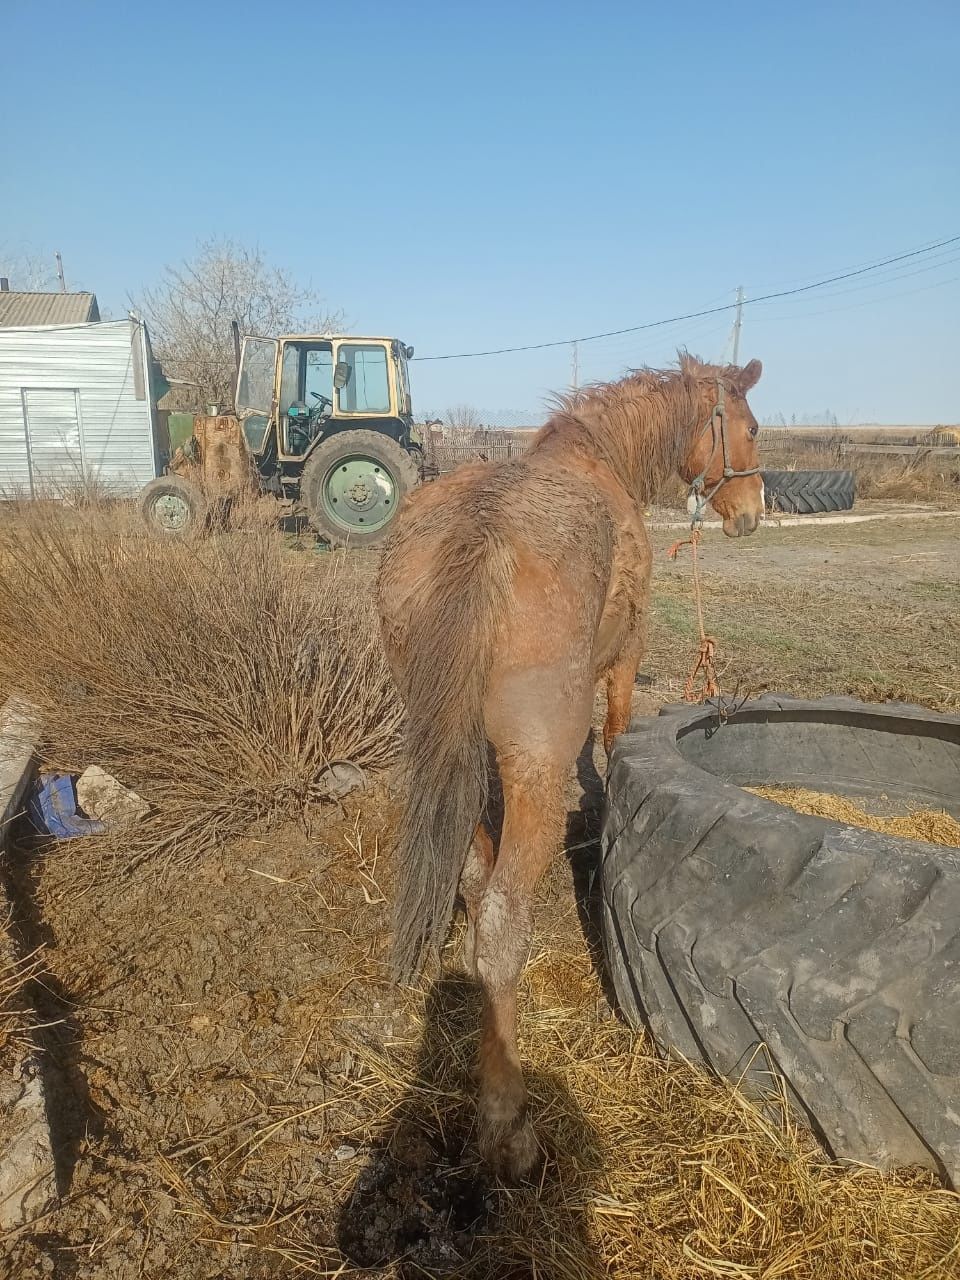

left=413, top=234, right=960, bottom=361
left=744, top=270, right=960, bottom=323
left=741, top=234, right=960, bottom=293
left=746, top=251, right=960, bottom=309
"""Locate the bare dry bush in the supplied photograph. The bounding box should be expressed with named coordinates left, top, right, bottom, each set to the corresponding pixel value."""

left=0, top=504, right=401, bottom=862
left=847, top=454, right=960, bottom=502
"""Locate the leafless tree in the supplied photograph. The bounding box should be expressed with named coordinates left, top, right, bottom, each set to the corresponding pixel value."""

left=444, top=404, right=484, bottom=431
left=136, top=238, right=344, bottom=409
left=0, top=245, right=60, bottom=291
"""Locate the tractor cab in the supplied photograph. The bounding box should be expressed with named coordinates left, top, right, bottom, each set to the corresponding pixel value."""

left=235, top=334, right=415, bottom=462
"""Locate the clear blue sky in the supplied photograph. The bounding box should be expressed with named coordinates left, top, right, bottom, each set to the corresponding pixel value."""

left=2, top=1, right=957, bottom=422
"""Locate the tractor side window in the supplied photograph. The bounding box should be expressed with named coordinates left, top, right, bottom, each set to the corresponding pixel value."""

left=337, top=344, right=390, bottom=415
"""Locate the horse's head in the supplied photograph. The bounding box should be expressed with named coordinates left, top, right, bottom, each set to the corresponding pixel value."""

left=679, top=357, right=764, bottom=538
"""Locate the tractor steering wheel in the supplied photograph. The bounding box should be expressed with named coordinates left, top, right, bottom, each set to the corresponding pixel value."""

left=311, top=392, right=333, bottom=412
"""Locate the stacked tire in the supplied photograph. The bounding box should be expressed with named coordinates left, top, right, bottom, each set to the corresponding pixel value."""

left=761, top=469, right=855, bottom=514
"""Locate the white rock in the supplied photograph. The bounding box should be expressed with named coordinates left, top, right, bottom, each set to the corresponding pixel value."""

left=76, top=766, right=149, bottom=827
left=0, top=1059, right=58, bottom=1231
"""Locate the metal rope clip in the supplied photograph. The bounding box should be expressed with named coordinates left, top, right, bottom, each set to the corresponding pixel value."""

left=686, top=484, right=707, bottom=529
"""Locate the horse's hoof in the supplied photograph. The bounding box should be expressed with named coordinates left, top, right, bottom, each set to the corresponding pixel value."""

left=481, top=1117, right=541, bottom=1183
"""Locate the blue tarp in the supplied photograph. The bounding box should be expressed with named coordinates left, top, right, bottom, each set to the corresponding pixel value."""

left=27, top=773, right=107, bottom=838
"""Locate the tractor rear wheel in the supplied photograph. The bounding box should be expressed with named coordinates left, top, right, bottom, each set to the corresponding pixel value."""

left=300, top=431, right=419, bottom=549
left=139, top=475, right=208, bottom=537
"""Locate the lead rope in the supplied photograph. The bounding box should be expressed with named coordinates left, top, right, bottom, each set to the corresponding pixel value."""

left=665, top=377, right=760, bottom=707
left=666, top=528, right=721, bottom=703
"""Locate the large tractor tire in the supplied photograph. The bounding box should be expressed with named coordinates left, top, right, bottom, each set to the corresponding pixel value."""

left=602, top=695, right=960, bottom=1184
left=761, top=469, right=855, bottom=514
left=300, top=430, right=419, bottom=549
left=139, top=475, right=208, bottom=538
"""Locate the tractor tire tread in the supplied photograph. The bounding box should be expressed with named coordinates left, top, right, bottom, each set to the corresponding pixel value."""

left=601, top=695, right=960, bottom=1184
left=761, top=468, right=855, bottom=514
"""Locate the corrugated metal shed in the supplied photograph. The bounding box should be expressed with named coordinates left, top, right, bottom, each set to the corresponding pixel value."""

left=0, top=319, right=160, bottom=496
left=0, top=291, right=100, bottom=327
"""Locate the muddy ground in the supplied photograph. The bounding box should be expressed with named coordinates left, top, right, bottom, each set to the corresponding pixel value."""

left=2, top=511, right=959, bottom=1278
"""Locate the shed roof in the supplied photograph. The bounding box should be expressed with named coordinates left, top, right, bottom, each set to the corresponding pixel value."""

left=0, top=291, right=101, bottom=327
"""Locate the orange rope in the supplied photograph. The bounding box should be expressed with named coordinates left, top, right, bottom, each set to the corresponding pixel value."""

left=666, top=529, right=721, bottom=702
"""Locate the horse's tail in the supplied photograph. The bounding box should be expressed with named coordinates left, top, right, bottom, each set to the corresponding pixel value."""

left=390, top=530, right=512, bottom=985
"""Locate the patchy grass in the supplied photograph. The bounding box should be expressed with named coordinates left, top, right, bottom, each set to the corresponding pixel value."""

left=645, top=524, right=960, bottom=711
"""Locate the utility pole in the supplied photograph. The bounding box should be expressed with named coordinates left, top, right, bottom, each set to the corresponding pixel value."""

left=732, top=285, right=744, bottom=364
left=55, top=251, right=66, bottom=293
left=571, top=340, right=579, bottom=392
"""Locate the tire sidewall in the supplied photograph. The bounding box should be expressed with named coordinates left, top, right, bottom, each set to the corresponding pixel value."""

left=140, top=477, right=207, bottom=537
left=301, top=431, right=417, bottom=549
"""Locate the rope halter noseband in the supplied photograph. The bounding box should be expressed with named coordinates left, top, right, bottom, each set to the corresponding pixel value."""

left=686, top=379, right=760, bottom=527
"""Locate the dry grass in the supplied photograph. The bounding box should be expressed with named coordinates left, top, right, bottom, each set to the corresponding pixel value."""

left=748, top=787, right=960, bottom=848
left=8, top=806, right=959, bottom=1279
left=320, top=929, right=960, bottom=1280
left=3, top=499, right=960, bottom=1277
left=0, top=501, right=401, bottom=863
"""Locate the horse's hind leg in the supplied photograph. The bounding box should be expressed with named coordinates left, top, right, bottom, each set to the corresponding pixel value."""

left=460, top=822, right=495, bottom=976
left=473, top=755, right=567, bottom=1179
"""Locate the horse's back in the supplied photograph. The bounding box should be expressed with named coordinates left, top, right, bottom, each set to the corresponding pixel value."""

left=378, top=451, right=627, bottom=703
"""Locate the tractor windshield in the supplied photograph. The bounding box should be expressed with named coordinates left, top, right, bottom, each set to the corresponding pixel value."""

left=336, top=344, right=391, bottom=415
left=279, top=341, right=334, bottom=454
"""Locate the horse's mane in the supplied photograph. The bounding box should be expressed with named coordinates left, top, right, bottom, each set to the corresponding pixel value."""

left=530, top=352, right=735, bottom=500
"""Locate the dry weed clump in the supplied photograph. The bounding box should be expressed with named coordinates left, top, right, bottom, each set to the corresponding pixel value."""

left=0, top=502, right=401, bottom=862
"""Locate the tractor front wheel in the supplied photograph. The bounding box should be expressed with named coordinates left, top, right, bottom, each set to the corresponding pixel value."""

left=139, top=475, right=208, bottom=538
left=300, top=431, right=418, bottom=549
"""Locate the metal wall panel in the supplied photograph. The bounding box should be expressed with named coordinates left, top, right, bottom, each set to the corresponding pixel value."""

left=22, top=388, right=83, bottom=493
left=0, top=319, right=159, bottom=497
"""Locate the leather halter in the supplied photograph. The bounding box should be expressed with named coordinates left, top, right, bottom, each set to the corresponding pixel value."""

left=687, top=380, right=760, bottom=525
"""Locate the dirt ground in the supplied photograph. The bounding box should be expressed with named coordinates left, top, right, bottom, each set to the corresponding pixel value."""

left=2, top=511, right=960, bottom=1278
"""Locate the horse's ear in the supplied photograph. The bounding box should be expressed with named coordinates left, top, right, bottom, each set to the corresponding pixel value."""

left=736, top=359, right=762, bottom=393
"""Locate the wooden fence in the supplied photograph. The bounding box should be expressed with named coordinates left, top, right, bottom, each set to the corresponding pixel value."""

left=428, top=427, right=960, bottom=476
left=432, top=440, right=525, bottom=471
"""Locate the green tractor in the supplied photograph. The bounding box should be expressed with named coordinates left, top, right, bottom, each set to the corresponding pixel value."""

left=141, top=332, right=426, bottom=548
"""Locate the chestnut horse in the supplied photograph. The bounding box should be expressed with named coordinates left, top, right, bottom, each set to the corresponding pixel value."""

left=377, top=355, right=764, bottom=1178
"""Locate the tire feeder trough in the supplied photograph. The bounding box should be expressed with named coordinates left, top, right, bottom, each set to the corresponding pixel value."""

left=601, top=694, right=960, bottom=1185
